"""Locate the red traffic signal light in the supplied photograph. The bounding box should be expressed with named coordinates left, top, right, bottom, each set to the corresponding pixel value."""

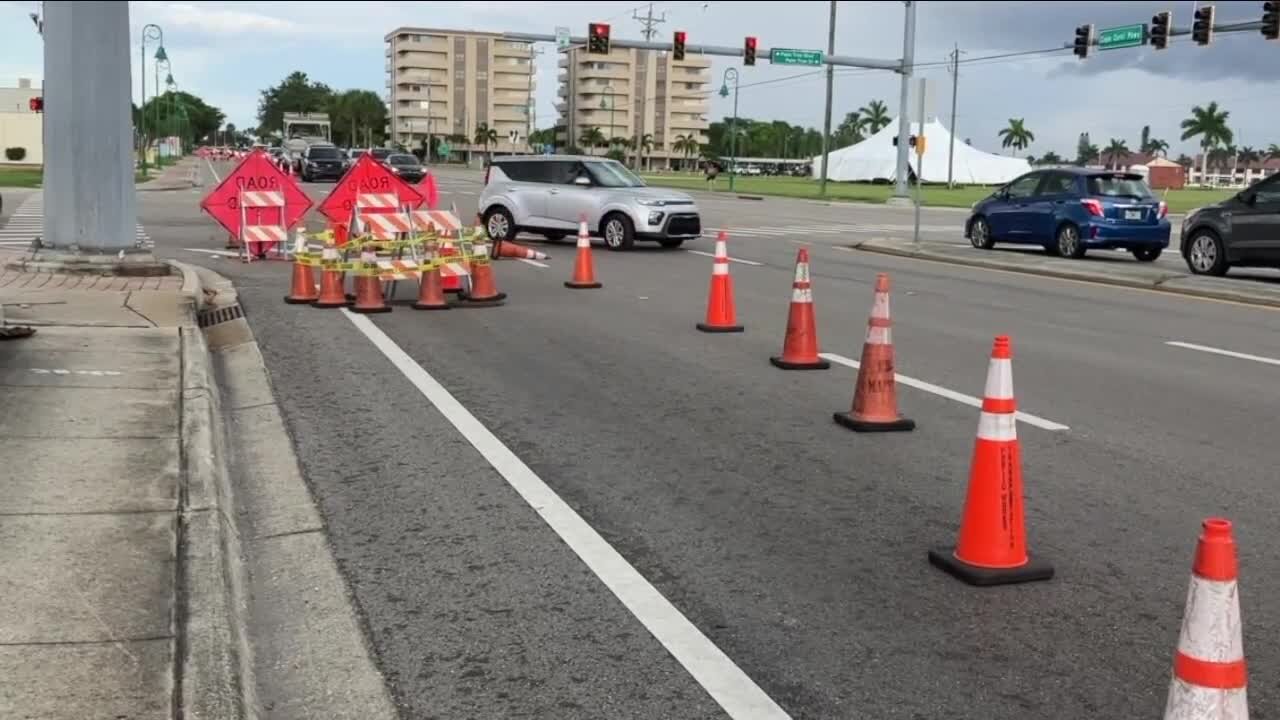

left=744, top=36, right=757, bottom=66
left=28, top=96, right=43, bottom=113
left=673, top=31, right=687, bottom=61
left=588, top=22, right=611, bottom=54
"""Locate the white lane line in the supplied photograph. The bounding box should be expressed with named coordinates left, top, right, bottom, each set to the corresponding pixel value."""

left=184, top=247, right=240, bottom=258
left=1165, top=341, right=1280, bottom=367
left=204, top=157, right=222, bottom=183
left=0, top=240, right=32, bottom=245
left=517, top=258, right=549, bottom=268
left=343, top=309, right=791, bottom=720
left=819, top=352, right=1070, bottom=432
left=686, top=250, right=765, bottom=266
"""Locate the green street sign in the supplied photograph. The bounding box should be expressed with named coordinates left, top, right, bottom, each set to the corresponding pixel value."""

left=1098, top=24, right=1147, bottom=50
left=438, top=142, right=452, bottom=156
left=770, top=48, right=824, bottom=66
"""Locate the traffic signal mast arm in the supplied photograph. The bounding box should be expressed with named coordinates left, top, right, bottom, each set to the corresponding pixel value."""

left=1068, top=13, right=1271, bottom=53
left=504, top=31, right=905, bottom=71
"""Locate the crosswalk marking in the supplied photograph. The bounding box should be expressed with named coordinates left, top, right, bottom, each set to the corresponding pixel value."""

left=0, top=194, right=152, bottom=247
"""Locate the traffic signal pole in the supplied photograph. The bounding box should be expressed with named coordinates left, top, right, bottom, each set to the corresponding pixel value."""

left=818, top=0, right=836, bottom=199
left=892, top=2, right=916, bottom=200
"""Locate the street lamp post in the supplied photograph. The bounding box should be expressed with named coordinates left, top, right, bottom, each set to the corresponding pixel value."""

left=140, top=24, right=163, bottom=171
left=600, top=85, right=615, bottom=153
left=720, top=68, right=739, bottom=192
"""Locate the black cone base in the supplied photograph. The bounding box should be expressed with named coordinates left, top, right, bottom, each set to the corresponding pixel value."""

left=460, top=292, right=507, bottom=308
left=565, top=281, right=603, bottom=289
left=833, top=412, right=916, bottom=432
left=770, top=355, right=830, bottom=370
left=284, top=296, right=319, bottom=305
left=311, top=299, right=350, bottom=308
left=928, top=547, right=1055, bottom=587
left=350, top=305, right=392, bottom=314
left=412, top=302, right=451, bottom=311
left=697, top=323, right=744, bottom=333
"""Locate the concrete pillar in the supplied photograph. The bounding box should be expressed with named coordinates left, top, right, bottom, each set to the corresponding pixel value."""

left=42, top=1, right=136, bottom=253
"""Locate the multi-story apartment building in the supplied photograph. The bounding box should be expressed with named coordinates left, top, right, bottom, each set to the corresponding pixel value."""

left=557, top=47, right=711, bottom=170
left=384, top=27, right=536, bottom=157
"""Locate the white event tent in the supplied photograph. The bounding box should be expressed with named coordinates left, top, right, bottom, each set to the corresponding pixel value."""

left=813, top=117, right=1031, bottom=185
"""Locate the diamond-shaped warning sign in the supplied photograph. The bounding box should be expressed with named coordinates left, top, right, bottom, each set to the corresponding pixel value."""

left=200, top=148, right=313, bottom=237
left=318, top=153, right=424, bottom=224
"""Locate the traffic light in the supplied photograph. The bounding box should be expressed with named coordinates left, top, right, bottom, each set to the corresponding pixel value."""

left=1073, top=24, right=1094, bottom=59
left=28, top=96, right=42, bottom=113
left=673, top=31, right=686, bottom=61
left=1192, top=5, right=1215, bottom=45
left=588, top=22, right=611, bottom=55
left=1150, top=11, right=1172, bottom=50
left=1264, top=1, right=1279, bottom=40
left=743, top=36, right=757, bottom=66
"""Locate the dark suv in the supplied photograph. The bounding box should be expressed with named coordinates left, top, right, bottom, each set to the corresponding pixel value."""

left=1181, top=171, right=1280, bottom=276
left=300, top=144, right=348, bottom=183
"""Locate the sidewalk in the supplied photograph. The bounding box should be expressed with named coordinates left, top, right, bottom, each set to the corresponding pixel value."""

left=0, top=252, right=220, bottom=718
left=137, top=157, right=200, bottom=192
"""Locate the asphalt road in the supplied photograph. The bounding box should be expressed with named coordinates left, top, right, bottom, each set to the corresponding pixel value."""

left=127, top=159, right=1280, bottom=719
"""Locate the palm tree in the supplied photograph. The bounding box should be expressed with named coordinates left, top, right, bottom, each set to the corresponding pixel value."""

left=1104, top=138, right=1130, bottom=169
left=1180, top=102, right=1232, bottom=186
left=473, top=122, right=498, bottom=162
left=673, top=133, right=700, bottom=170
left=637, top=133, right=654, bottom=170
left=998, top=118, right=1035, bottom=156
left=859, top=100, right=891, bottom=134
left=1238, top=146, right=1261, bottom=182
left=579, top=126, right=605, bottom=155
left=1146, top=138, right=1170, bottom=157
left=1139, top=125, right=1151, bottom=153
left=836, top=111, right=864, bottom=146
left=1268, top=143, right=1280, bottom=160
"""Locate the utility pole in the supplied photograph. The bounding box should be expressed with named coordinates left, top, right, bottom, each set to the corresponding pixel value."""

left=818, top=0, right=837, bottom=198
left=527, top=45, right=544, bottom=152
left=632, top=3, right=667, bottom=41
left=893, top=1, right=916, bottom=199
left=946, top=43, right=964, bottom=189
left=42, top=1, right=136, bottom=254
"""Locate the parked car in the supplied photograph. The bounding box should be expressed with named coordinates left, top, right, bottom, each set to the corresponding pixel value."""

left=369, top=147, right=393, bottom=163
left=1180, top=171, right=1280, bottom=275
left=348, top=148, right=367, bottom=163
left=300, top=144, right=348, bottom=182
left=479, top=155, right=702, bottom=250
left=386, top=153, right=425, bottom=184
left=965, top=168, right=1170, bottom=260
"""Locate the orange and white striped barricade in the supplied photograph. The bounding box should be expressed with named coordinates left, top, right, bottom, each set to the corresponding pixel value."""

left=239, top=189, right=288, bottom=263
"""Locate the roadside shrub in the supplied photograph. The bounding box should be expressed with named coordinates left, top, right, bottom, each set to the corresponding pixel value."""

left=4, top=147, right=26, bottom=161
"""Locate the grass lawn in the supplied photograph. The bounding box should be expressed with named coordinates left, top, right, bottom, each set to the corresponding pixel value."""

left=0, top=166, right=155, bottom=187
left=640, top=173, right=1235, bottom=215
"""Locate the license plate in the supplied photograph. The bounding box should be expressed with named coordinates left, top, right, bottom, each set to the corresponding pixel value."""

left=1124, top=209, right=1143, bottom=220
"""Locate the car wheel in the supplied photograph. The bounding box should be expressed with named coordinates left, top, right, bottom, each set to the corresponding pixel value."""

left=1185, top=230, right=1228, bottom=276
left=542, top=232, right=567, bottom=242
left=602, top=213, right=635, bottom=251
left=969, top=216, right=994, bottom=249
left=658, top=238, right=685, bottom=249
left=1131, top=247, right=1162, bottom=262
left=1056, top=223, right=1086, bottom=259
left=484, top=207, right=516, bottom=242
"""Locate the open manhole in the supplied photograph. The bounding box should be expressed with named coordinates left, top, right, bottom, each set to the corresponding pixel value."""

left=197, top=303, right=244, bottom=328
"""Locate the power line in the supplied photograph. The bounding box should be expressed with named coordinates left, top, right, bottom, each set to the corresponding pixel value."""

left=632, top=3, right=668, bottom=42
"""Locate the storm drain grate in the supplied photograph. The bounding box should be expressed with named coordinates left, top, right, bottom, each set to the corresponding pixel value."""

left=197, top=303, right=244, bottom=328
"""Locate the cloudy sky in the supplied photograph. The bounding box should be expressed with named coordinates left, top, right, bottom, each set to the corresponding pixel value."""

left=2, top=0, right=1275, bottom=157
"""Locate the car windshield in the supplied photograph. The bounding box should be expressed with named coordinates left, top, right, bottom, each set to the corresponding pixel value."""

left=308, top=147, right=341, bottom=160
left=584, top=160, right=646, bottom=188
left=349, top=150, right=366, bottom=158
left=1087, top=174, right=1153, bottom=200
left=389, top=154, right=420, bottom=167
left=371, top=148, right=391, bottom=159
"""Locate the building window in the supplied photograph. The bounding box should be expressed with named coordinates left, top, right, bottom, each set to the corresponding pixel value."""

left=477, top=71, right=488, bottom=80
left=455, top=70, right=465, bottom=80
left=411, top=85, right=421, bottom=92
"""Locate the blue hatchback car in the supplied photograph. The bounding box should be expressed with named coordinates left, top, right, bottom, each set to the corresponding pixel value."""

left=965, top=168, right=1171, bottom=261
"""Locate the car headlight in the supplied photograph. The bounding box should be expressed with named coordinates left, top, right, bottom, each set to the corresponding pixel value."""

left=637, top=199, right=669, bottom=207
left=648, top=211, right=665, bottom=225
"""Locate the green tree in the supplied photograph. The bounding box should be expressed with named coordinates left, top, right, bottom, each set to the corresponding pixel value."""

left=256, top=71, right=334, bottom=137
left=1075, top=132, right=1099, bottom=166
left=1103, top=138, right=1130, bottom=168
left=327, top=89, right=386, bottom=148
left=1180, top=102, right=1232, bottom=185
left=579, top=126, right=605, bottom=154
left=636, top=132, right=654, bottom=169
left=1146, top=138, right=1169, bottom=157
left=858, top=100, right=891, bottom=134
left=473, top=122, right=499, bottom=161
left=1238, top=146, right=1260, bottom=167
left=142, top=90, right=224, bottom=146
left=1038, top=151, right=1064, bottom=165
left=1267, top=143, right=1280, bottom=160
left=997, top=118, right=1034, bottom=156
left=835, top=111, right=864, bottom=147
left=1139, top=125, right=1151, bottom=153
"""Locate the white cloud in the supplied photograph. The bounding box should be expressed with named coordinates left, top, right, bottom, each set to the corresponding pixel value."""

left=132, top=1, right=299, bottom=35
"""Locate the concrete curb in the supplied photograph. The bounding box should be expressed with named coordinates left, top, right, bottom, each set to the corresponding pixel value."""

left=180, top=325, right=260, bottom=720
left=854, top=241, right=1280, bottom=309
left=167, top=259, right=205, bottom=321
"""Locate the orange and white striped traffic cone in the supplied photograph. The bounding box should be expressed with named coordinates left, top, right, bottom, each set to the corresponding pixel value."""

left=770, top=248, right=828, bottom=370
left=696, top=231, right=743, bottom=333
left=350, top=245, right=391, bottom=314
left=928, top=335, right=1053, bottom=586
left=494, top=240, right=550, bottom=261
left=833, top=273, right=912, bottom=431
left=564, top=216, right=602, bottom=289
left=311, top=242, right=349, bottom=309
left=1164, top=518, right=1248, bottom=720
left=283, top=230, right=318, bottom=304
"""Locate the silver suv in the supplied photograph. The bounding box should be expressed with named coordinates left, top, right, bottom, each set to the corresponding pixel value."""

left=479, top=155, right=702, bottom=250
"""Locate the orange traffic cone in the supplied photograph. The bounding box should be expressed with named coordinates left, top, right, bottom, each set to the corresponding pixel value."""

left=413, top=245, right=451, bottom=311
left=564, top=216, right=602, bottom=289
left=1163, top=518, right=1248, bottom=719
left=440, top=238, right=464, bottom=294
left=770, top=248, right=829, bottom=370
left=833, top=273, right=912, bottom=431
left=696, top=231, right=743, bottom=332
left=494, top=240, right=549, bottom=261
left=928, top=335, right=1053, bottom=586
left=283, top=235, right=318, bottom=304
left=350, top=246, right=391, bottom=314
left=461, top=223, right=506, bottom=307
left=311, top=242, right=349, bottom=308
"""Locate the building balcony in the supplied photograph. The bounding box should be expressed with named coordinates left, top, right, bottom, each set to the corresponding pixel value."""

left=669, top=115, right=709, bottom=130
left=492, top=108, right=527, bottom=123
left=668, top=84, right=706, bottom=99
left=394, top=36, right=449, bottom=53
left=395, top=52, right=449, bottom=71
left=493, top=40, right=533, bottom=58
left=491, top=73, right=530, bottom=90
left=577, top=65, right=631, bottom=81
